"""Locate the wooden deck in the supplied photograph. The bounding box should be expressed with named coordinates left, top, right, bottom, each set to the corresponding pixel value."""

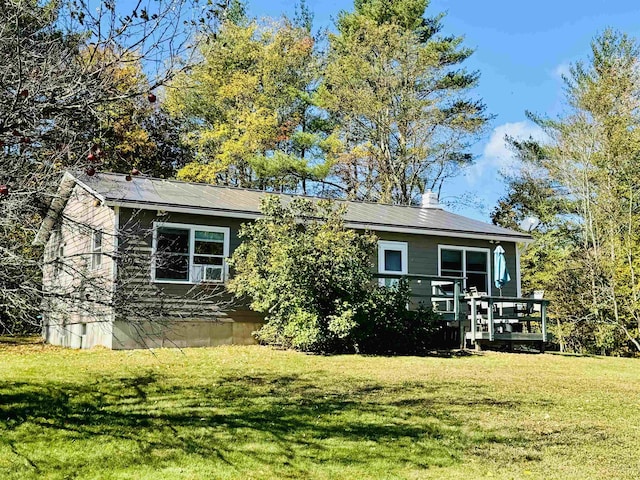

left=465, top=295, right=549, bottom=349
left=374, top=274, right=550, bottom=349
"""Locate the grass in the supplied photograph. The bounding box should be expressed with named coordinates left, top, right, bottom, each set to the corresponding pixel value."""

left=1, top=339, right=639, bottom=479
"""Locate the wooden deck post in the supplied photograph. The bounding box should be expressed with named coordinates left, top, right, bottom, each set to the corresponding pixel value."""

left=488, top=298, right=494, bottom=342
left=454, top=280, right=463, bottom=349
left=541, top=301, right=547, bottom=343
left=470, top=297, right=477, bottom=345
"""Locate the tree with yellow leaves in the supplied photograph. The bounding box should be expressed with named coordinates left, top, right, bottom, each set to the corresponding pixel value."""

left=166, top=7, right=332, bottom=192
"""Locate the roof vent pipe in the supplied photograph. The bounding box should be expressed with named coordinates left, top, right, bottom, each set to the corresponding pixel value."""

left=421, top=190, right=440, bottom=208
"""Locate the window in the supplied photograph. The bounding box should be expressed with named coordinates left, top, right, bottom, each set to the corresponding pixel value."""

left=378, top=241, right=408, bottom=286
left=193, top=230, right=226, bottom=282
left=152, top=222, right=230, bottom=283
left=155, top=227, right=189, bottom=281
left=438, top=246, right=490, bottom=294
left=53, top=228, right=65, bottom=258
left=52, top=230, right=65, bottom=278
left=91, top=230, right=102, bottom=270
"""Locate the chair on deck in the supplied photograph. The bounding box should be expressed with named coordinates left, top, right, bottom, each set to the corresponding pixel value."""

left=431, top=280, right=456, bottom=313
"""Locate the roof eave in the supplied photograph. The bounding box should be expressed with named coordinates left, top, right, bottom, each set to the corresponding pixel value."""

left=33, top=172, right=78, bottom=246
left=33, top=171, right=109, bottom=246
left=344, top=221, right=533, bottom=243
left=73, top=174, right=107, bottom=204
left=106, top=199, right=533, bottom=244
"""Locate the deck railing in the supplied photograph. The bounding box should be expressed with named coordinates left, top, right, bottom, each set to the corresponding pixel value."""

left=373, top=273, right=466, bottom=346
left=467, top=295, right=550, bottom=347
left=372, top=274, right=550, bottom=349
left=373, top=273, right=464, bottom=317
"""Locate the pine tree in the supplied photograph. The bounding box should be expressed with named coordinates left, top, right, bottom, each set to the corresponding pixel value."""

left=319, top=0, right=489, bottom=204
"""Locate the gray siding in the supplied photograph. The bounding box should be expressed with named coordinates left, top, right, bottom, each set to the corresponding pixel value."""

left=42, top=185, right=116, bottom=349
left=117, top=208, right=520, bottom=320
left=112, top=208, right=262, bottom=349
left=43, top=198, right=523, bottom=349
left=375, top=231, right=519, bottom=297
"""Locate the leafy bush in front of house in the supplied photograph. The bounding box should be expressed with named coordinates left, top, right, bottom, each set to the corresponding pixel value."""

left=353, top=279, right=443, bottom=355
left=228, top=196, right=445, bottom=354
left=227, top=196, right=378, bottom=352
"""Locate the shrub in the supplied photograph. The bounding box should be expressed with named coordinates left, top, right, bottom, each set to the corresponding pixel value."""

left=228, top=197, right=444, bottom=354
left=353, top=279, right=443, bottom=355
left=227, top=196, right=377, bottom=352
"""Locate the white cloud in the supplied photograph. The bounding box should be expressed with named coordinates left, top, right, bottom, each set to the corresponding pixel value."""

left=553, top=62, right=571, bottom=80
left=466, top=121, right=547, bottom=184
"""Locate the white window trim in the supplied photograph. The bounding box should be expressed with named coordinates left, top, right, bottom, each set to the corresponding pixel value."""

left=151, top=221, right=230, bottom=284
left=91, top=230, right=103, bottom=270
left=437, top=245, right=491, bottom=295
left=515, top=244, right=522, bottom=297
left=378, top=241, right=408, bottom=285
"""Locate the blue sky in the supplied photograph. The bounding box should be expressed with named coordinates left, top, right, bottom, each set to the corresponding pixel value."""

left=248, top=0, right=640, bottom=220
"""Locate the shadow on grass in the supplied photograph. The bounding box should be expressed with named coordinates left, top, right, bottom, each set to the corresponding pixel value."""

left=0, top=336, right=44, bottom=346
left=359, top=349, right=483, bottom=359
left=0, top=371, right=538, bottom=477
left=546, top=351, right=606, bottom=359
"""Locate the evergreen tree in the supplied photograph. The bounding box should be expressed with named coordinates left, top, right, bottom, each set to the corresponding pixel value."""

left=319, top=0, right=489, bottom=204
left=494, top=30, right=640, bottom=354
left=166, top=9, right=331, bottom=192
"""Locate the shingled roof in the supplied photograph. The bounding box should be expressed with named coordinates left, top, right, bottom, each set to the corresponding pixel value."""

left=35, top=172, right=532, bottom=245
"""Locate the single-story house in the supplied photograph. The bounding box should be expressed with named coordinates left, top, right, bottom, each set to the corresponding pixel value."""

left=34, top=172, right=536, bottom=350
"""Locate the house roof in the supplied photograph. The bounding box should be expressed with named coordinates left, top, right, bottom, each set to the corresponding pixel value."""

left=34, top=171, right=532, bottom=245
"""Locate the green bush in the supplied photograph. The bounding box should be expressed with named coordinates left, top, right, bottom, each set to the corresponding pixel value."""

left=353, top=279, right=443, bottom=355
left=228, top=196, right=444, bottom=354
left=227, top=196, right=377, bottom=352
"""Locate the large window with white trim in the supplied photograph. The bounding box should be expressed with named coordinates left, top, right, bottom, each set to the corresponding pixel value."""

left=377, top=240, right=408, bottom=286
left=438, top=245, right=490, bottom=294
left=152, top=222, right=230, bottom=283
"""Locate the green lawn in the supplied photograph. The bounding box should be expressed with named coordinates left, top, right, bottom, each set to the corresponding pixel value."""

left=1, top=339, right=639, bottom=479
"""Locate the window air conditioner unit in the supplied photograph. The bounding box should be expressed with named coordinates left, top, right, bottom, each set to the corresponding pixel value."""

left=193, top=264, right=224, bottom=283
